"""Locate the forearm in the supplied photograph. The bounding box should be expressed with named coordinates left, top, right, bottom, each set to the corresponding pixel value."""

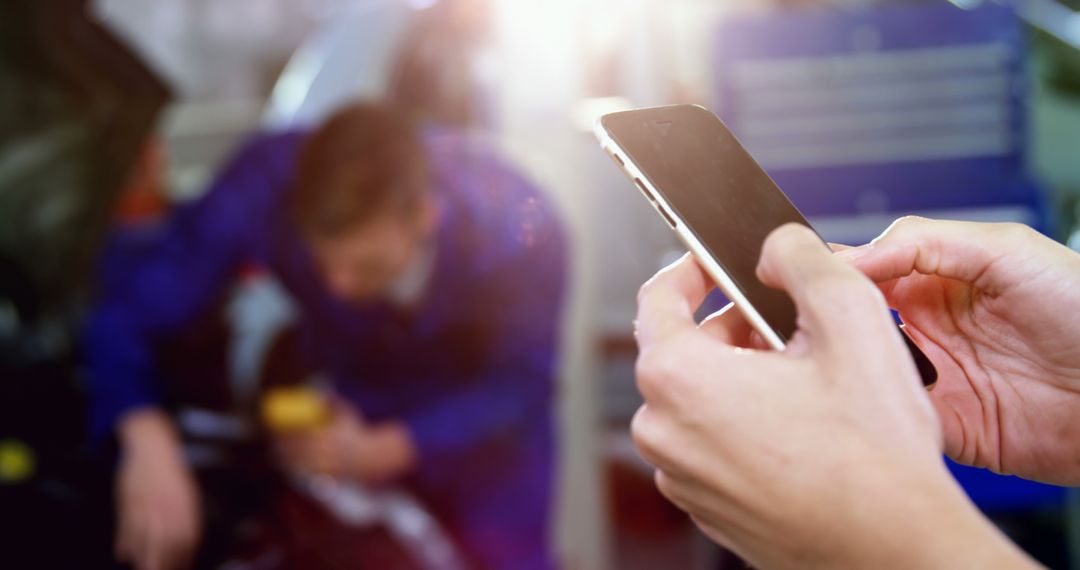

left=114, top=408, right=202, bottom=569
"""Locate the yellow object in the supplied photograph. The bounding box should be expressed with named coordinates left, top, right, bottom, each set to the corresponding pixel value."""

left=261, top=387, right=330, bottom=433
left=0, top=439, right=35, bottom=483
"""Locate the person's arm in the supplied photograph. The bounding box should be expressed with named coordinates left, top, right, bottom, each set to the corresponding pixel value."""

left=113, top=409, right=201, bottom=570
left=85, top=134, right=286, bottom=440
left=86, top=133, right=289, bottom=570
left=630, top=224, right=1037, bottom=569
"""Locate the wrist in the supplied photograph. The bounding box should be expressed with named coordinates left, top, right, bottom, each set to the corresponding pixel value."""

left=118, top=408, right=182, bottom=459
left=828, top=463, right=1036, bottom=570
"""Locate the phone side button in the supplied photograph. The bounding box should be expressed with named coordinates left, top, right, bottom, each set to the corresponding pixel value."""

left=655, top=204, right=677, bottom=229
left=633, top=178, right=653, bottom=201
left=605, top=147, right=625, bottom=168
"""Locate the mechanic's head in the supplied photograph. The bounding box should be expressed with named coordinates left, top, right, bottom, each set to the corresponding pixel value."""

left=291, top=102, right=436, bottom=304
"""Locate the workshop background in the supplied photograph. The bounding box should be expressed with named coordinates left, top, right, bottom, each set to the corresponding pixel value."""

left=2, top=0, right=1080, bottom=568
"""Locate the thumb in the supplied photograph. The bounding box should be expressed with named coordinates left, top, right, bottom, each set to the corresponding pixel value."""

left=756, top=224, right=896, bottom=354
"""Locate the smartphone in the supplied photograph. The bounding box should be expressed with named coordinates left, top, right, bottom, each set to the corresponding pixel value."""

left=596, top=104, right=937, bottom=387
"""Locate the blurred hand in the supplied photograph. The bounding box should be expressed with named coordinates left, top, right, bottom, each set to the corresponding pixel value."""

left=115, top=409, right=201, bottom=570
left=631, top=225, right=1033, bottom=569
left=275, top=402, right=416, bottom=484
left=839, top=217, right=1080, bottom=485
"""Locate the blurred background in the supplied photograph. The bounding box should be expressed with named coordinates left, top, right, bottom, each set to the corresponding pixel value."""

left=2, top=0, right=1080, bottom=568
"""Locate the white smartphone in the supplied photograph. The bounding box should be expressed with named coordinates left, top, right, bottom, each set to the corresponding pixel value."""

left=596, top=104, right=937, bottom=386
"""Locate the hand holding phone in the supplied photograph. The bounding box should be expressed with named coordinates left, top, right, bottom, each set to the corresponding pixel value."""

left=596, top=104, right=936, bottom=386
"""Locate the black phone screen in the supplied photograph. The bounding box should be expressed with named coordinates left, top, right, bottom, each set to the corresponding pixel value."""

left=602, top=105, right=806, bottom=340
left=602, top=104, right=937, bottom=386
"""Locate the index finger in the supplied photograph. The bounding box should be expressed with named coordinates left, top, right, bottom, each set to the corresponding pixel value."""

left=840, top=217, right=1040, bottom=294
left=635, top=253, right=713, bottom=347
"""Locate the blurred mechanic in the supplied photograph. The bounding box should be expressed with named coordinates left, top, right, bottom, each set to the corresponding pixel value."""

left=86, top=102, right=565, bottom=570
left=631, top=217, right=1080, bottom=569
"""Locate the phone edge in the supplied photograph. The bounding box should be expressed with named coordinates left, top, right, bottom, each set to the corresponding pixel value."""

left=594, top=116, right=787, bottom=351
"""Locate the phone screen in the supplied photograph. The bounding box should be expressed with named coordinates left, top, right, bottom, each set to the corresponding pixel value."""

left=602, top=105, right=806, bottom=340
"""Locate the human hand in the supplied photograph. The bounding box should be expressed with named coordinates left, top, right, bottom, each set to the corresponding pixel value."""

left=840, top=217, right=1080, bottom=485
left=274, top=402, right=416, bottom=484
left=631, top=224, right=1033, bottom=569
left=115, top=409, right=201, bottom=570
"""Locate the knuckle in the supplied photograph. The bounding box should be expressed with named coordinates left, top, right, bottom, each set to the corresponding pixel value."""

left=892, top=215, right=929, bottom=233
left=876, top=215, right=929, bottom=243
left=654, top=471, right=692, bottom=513
left=995, top=221, right=1035, bottom=242
left=635, top=339, right=699, bottom=403
left=636, top=276, right=660, bottom=307
left=630, top=407, right=662, bottom=457
left=634, top=345, right=673, bottom=396
left=896, top=214, right=930, bottom=228
left=629, top=406, right=648, bottom=439
left=654, top=470, right=677, bottom=500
